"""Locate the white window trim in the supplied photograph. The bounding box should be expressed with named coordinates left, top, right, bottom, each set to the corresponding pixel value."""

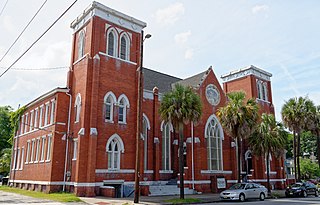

left=16, top=148, right=20, bottom=170
left=74, top=93, right=81, bottom=123
left=106, top=28, right=118, bottom=57
left=104, top=91, right=116, bottom=123
left=20, top=115, right=25, bottom=135
left=117, top=94, right=130, bottom=124
left=119, top=33, right=130, bottom=61
left=12, top=148, right=17, bottom=170
left=20, top=147, right=24, bottom=170
left=106, top=134, right=124, bottom=170
left=40, top=136, right=46, bottom=162
left=34, top=137, right=41, bottom=163
left=39, top=105, right=44, bottom=128
left=161, top=121, right=173, bottom=171
left=205, top=114, right=224, bottom=171
left=34, top=108, right=39, bottom=130
left=44, top=102, right=50, bottom=126
left=46, top=134, right=52, bottom=162
left=24, top=113, right=28, bottom=133
left=72, top=138, right=78, bottom=160
left=143, top=114, right=150, bottom=170
left=30, top=139, right=35, bottom=163
left=25, top=140, right=30, bottom=164
left=29, top=110, right=34, bottom=132
left=78, top=30, right=85, bottom=59
left=50, top=99, right=56, bottom=125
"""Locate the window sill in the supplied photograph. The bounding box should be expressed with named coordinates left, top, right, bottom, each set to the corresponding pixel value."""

left=99, top=52, right=137, bottom=65
left=105, top=120, right=114, bottom=123
left=45, top=160, right=51, bottom=163
left=118, top=121, right=127, bottom=125
left=159, top=170, right=173, bottom=174
left=72, top=158, right=77, bottom=161
left=39, top=160, right=44, bottom=163
left=34, top=161, right=38, bottom=163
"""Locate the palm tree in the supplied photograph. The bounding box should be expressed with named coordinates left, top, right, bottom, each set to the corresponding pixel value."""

left=217, top=91, right=259, bottom=183
left=159, top=84, right=202, bottom=199
left=281, top=96, right=312, bottom=181
left=248, top=113, right=287, bottom=194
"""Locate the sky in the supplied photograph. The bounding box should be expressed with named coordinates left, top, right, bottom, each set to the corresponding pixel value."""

left=0, top=0, right=320, bottom=120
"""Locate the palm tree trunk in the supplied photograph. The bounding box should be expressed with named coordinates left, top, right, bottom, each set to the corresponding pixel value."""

left=297, top=132, right=301, bottom=181
left=236, top=137, right=241, bottom=183
left=178, top=122, right=185, bottom=199
left=293, top=131, right=297, bottom=181
left=266, top=150, right=271, bottom=195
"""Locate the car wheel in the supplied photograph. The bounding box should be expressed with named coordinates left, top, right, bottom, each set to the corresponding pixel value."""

left=303, top=191, right=307, bottom=198
left=259, top=193, right=265, bottom=201
left=239, top=193, right=245, bottom=202
left=315, top=190, right=319, bottom=197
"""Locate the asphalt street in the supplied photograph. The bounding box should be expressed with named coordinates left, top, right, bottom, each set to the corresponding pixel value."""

left=209, top=197, right=320, bottom=205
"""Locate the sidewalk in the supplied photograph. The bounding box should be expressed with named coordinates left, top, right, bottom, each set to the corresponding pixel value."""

left=80, top=193, right=221, bottom=205
left=80, top=190, right=286, bottom=205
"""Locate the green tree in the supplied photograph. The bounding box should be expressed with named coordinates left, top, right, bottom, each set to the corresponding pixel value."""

left=285, top=134, right=293, bottom=159
left=159, top=84, right=202, bottom=199
left=0, top=106, right=13, bottom=150
left=248, top=114, right=287, bottom=194
left=281, top=96, right=310, bottom=181
left=300, top=131, right=317, bottom=158
left=217, top=91, right=259, bottom=183
left=300, top=158, right=320, bottom=180
left=0, top=148, right=12, bottom=176
left=306, top=105, right=320, bottom=168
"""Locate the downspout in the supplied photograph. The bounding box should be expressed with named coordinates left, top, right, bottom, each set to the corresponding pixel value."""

left=191, top=121, right=195, bottom=190
left=63, top=90, right=72, bottom=192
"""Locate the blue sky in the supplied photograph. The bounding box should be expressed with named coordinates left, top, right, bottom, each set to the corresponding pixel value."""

left=0, top=0, right=319, bottom=120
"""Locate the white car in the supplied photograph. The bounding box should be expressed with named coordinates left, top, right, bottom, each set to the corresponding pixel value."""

left=220, top=182, right=268, bottom=202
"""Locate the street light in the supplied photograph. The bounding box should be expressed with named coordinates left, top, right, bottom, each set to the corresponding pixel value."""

left=134, top=31, right=151, bottom=203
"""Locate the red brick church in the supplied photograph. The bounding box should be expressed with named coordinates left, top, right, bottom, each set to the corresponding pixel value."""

left=9, top=1, right=286, bottom=197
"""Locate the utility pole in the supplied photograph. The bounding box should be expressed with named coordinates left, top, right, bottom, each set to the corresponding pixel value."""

left=134, top=31, right=151, bottom=203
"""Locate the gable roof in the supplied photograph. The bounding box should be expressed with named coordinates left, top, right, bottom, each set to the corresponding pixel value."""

left=173, top=67, right=211, bottom=89
left=143, top=68, right=181, bottom=93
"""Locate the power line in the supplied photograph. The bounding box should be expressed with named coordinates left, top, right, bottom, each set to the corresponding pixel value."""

left=0, top=66, right=68, bottom=70
left=0, top=0, right=48, bottom=64
left=0, top=0, right=78, bottom=78
left=0, top=0, right=8, bottom=17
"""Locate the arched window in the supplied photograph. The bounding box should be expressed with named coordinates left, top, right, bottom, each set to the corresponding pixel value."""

left=74, top=93, right=81, bottom=123
left=205, top=115, right=224, bottom=170
left=161, top=121, right=173, bottom=170
left=106, top=134, right=124, bottom=170
left=117, top=94, right=130, bottom=123
left=143, top=114, right=150, bottom=170
left=245, top=150, right=253, bottom=174
left=107, top=29, right=117, bottom=57
left=119, top=34, right=130, bottom=60
left=104, top=92, right=116, bottom=122
left=78, top=30, right=85, bottom=59
left=263, top=82, right=268, bottom=101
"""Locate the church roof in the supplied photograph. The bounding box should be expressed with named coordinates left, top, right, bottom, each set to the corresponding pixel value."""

left=172, top=67, right=211, bottom=89
left=143, top=68, right=181, bottom=93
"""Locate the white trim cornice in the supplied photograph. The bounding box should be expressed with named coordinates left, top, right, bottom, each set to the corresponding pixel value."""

left=221, top=65, right=272, bottom=82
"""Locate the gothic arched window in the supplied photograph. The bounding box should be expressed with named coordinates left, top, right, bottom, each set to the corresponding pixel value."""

left=119, top=34, right=130, bottom=60
left=104, top=92, right=116, bottom=122
left=106, top=134, right=124, bottom=170
left=143, top=114, right=150, bottom=170
left=74, top=94, right=81, bottom=123
left=161, top=121, right=173, bottom=170
left=78, top=30, right=85, bottom=59
left=107, top=30, right=117, bottom=57
left=205, top=115, right=224, bottom=170
left=117, top=94, right=130, bottom=123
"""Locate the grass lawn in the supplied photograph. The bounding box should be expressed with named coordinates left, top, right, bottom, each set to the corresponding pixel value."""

left=165, top=198, right=202, bottom=204
left=0, top=186, right=82, bottom=202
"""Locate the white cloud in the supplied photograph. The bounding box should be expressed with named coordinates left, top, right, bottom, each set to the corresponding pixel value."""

left=252, top=4, right=269, bottom=14
left=0, top=15, right=15, bottom=33
left=155, top=2, right=185, bottom=26
left=174, top=31, right=191, bottom=45
left=184, top=48, right=193, bottom=60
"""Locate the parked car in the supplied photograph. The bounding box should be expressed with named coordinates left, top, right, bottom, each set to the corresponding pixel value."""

left=316, top=183, right=320, bottom=192
left=220, top=182, right=268, bottom=202
left=285, top=182, right=318, bottom=197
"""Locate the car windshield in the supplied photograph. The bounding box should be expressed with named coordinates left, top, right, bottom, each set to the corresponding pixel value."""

left=291, top=183, right=302, bottom=188
left=229, top=183, right=246, bottom=190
